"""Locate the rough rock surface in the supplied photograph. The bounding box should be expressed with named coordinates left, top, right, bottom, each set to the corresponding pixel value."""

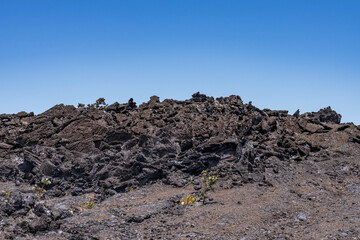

left=0, top=93, right=359, bottom=239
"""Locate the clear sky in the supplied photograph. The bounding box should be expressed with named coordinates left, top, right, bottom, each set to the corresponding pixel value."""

left=0, top=0, right=359, bottom=124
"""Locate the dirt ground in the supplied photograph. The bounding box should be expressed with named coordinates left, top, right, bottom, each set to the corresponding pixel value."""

left=2, top=154, right=358, bottom=240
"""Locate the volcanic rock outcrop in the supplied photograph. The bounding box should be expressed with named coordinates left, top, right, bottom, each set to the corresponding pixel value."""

left=0, top=93, right=359, bottom=239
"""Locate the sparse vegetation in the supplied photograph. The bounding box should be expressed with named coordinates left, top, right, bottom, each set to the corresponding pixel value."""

left=201, top=170, right=218, bottom=191
left=1, top=190, right=12, bottom=197
left=80, top=194, right=100, bottom=209
left=78, top=98, right=108, bottom=110
left=180, top=195, right=196, bottom=205
left=32, top=177, right=51, bottom=199
left=199, top=170, right=218, bottom=203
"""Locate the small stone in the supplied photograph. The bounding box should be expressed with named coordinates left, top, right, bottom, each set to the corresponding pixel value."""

left=296, top=212, right=307, bottom=221
left=0, top=143, right=13, bottom=149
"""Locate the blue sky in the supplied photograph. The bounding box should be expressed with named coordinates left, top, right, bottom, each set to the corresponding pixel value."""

left=0, top=0, right=359, bottom=124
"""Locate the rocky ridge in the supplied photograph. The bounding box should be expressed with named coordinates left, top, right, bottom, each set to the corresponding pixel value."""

left=0, top=93, right=359, bottom=239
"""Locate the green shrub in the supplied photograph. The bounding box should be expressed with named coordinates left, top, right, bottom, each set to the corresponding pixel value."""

left=80, top=194, right=100, bottom=209
left=78, top=98, right=108, bottom=110
left=180, top=195, right=196, bottom=205
left=199, top=170, right=218, bottom=203
left=32, top=177, right=51, bottom=199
